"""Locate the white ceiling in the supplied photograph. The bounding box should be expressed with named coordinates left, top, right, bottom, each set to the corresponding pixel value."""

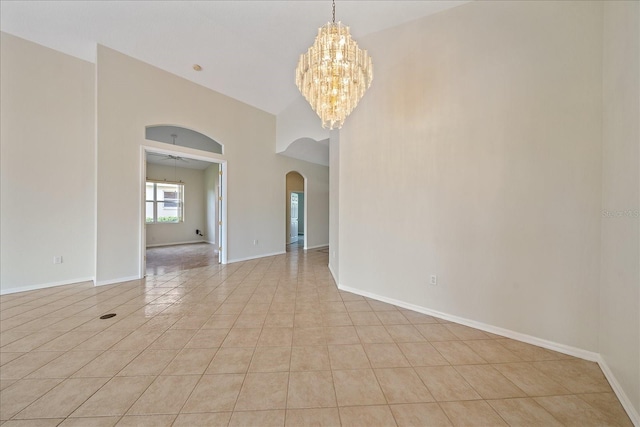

left=1, top=0, right=467, bottom=115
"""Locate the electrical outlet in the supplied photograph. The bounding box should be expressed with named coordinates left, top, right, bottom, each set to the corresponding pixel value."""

left=253, top=239, right=259, bottom=245
left=53, top=256, right=63, bottom=264
left=429, top=275, right=437, bottom=286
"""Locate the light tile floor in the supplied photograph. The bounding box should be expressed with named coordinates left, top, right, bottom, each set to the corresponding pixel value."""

left=146, top=243, right=219, bottom=276
left=0, top=246, right=632, bottom=426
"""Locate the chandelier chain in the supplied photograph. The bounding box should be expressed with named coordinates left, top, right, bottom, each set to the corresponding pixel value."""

left=332, top=0, right=335, bottom=23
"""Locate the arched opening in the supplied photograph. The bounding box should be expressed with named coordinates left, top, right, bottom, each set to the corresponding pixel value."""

left=141, top=127, right=227, bottom=276
left=145, top=125, right=223, bottom=154
left=286, top=171, right=306, bottom=250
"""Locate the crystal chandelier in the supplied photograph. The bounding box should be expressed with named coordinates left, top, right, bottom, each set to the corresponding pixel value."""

left=295, top=0, right=373, bottom=130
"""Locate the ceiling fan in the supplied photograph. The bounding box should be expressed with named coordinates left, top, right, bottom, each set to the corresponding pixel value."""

left=148, top=153, right=190, bottom=163
left=148, top=133, right=189, bottom=162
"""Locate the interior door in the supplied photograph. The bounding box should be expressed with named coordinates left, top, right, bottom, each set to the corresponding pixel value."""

left=290, top=192, right=298, bottom=243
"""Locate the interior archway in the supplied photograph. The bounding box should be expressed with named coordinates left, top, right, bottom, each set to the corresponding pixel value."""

left=141, top=127, right=227, bottom=276
left=286, top=171, right=306, bottom=250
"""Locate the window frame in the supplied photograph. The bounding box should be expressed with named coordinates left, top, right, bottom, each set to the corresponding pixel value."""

left=146, top=180, right=185, bottom=224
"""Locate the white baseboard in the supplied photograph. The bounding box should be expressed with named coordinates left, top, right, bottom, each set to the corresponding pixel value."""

left=597, top=355, right=640, bottom=426
left=145, top=240, right=207, bottom=248
left=95, top=275, right=141, bottom=287
left=305, top=244, right=329, bottom=250
left=338, top=283, right=638, bottom=425
left=1, top=277, right=95, bottom=295
left=339, top=284, right=599, bottom=360
left=328, top=262, right=338, bottom=285
left=227, top=251, right=286, bottom=264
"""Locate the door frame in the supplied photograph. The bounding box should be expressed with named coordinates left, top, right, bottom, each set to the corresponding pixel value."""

left=289, top=191, right=299, bottom=243
left=140, top=143, right=227, bottom=277
left=285, top=171, right=307, bottom=250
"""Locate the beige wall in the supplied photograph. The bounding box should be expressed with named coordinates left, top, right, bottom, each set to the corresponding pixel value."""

left=96, top=46, right=329, bottom=281
left=0, top=32, right=95, bottom=292
left=339, top=1, right=603, bottom=349
left=286, top=172, right=304, bottom=192
left=600, top=0, right=640, bottom=416
left=145, top=163, right=207, bottom=247
left=335, top=0, right=639, bottom=419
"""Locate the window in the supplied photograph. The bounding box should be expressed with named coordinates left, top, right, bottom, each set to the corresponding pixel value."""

left=146, top=181, right=184, bottom=223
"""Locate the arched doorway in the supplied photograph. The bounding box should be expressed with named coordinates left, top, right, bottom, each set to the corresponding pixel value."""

left=286, top=171, right=306, bottom=249
left=142, top=125, right=227, bottom=275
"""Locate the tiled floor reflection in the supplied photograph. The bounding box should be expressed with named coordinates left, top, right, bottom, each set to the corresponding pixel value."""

left=0, top=246, right=632, bottom=426
left=146, top=243, right=219, bottom=276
